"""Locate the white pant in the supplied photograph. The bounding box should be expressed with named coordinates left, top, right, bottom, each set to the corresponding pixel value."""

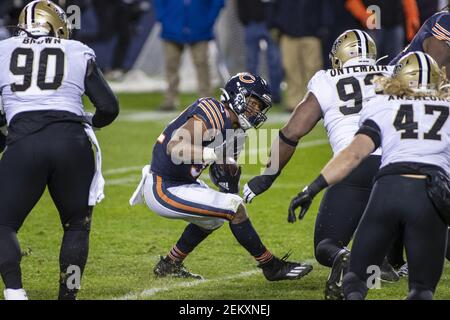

left=130, top=165, right=243, bottom=230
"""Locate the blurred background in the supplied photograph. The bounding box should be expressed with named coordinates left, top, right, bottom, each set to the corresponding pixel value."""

left=0, top=0, right=447, bottom=111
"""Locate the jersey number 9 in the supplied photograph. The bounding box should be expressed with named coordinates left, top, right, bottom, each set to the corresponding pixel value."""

left=336, top=74, right=381, bottom=115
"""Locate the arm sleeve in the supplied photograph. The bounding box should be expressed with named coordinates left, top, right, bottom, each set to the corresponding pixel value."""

left=0, top=98, right=6, bottom=153
left=431, top=14, right=450, bottom=44
left=356, top=119, right=382, bottom=149
left=84, top=60, right=119, bottom=128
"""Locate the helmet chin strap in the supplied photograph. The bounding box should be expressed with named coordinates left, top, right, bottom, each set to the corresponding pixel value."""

left=238, top=115, right=252, bottom=131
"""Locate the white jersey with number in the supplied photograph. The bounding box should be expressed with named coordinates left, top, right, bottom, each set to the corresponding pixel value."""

left=308, top=64, right=394, bottom=155
left=360, top=94, right=450, bottom=173
left=0, top=35, right=95, bottom=124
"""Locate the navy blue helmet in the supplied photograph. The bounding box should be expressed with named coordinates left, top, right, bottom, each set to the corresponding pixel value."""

left=220, top=72, right=272, bottom=130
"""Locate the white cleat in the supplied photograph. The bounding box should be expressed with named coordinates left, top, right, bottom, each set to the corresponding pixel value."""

left=4, top=288, right=28, bottom=300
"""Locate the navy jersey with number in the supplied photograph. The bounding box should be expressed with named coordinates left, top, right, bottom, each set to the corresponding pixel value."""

left=390, top=11, right=450, bottom=65
left=151, top=97, right=233, bottom=183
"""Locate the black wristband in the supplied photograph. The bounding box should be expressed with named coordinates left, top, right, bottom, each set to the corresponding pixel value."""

left=306, top=174, right=329, bottom=198
left=279, top=130, right=298, bottom=147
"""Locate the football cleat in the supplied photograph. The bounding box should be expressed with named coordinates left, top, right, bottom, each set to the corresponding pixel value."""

left=325, top=248, right=350, bottom=300
left=397, top=263, right=408, bottom=278
left=4, top=288, right=28, bottom=300
left=380, top=258, right=400, bottom=283
left=259, top=252, right=313, bottom=281
left=153, top=256, right=204, bottom=280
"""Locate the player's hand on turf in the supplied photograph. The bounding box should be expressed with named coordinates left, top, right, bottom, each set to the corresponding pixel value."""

left=288, top=188, right=312, bottom=223
left=243, top=174, right=277, bottom=203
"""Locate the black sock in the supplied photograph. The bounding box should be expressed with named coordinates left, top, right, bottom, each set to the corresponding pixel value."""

left=315, top=238, right=342, bottom=267
left=58, top=230, right=90, bottom=300
left=0, top=226, right=23, bottom=289
left=167, top=224, right=211, bottom=262
left=229, top=219, right=272, bottom=264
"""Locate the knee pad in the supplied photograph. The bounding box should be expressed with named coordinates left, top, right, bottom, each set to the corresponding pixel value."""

left=343, top=272, right=368, bottom=300
left=407, top=288, right=433, bottom=300
left=62, top=207, right=93, bottom=232
left=315, top=238, right=341, bottom=267
left=62, top=215, right=92, bottom=232
left=195, top=219, right=224, bottom=231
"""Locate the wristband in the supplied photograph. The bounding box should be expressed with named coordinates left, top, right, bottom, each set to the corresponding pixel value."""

left=306, top=174, right=329, bottom=198
left=279, top=131, right=299, bottom=147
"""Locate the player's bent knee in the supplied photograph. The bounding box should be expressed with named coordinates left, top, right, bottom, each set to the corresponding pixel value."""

left=195, top=219, right=225, bottom=231
left=62, top=209, right=93, bottom=232
left=231, top=204, right=248, bottom=224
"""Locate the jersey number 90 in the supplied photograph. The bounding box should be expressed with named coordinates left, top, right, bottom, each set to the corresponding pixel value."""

left=10, top=47, right=65, bottom=92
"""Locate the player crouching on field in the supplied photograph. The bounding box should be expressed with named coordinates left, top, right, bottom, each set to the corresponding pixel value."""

left=289, top=52, right=450, bottom=300
left=130, top=73, right=312, bottom=281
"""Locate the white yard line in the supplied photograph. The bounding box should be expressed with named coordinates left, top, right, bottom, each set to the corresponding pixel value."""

left=103, top=166, right=145, bottom=175
left=115, top=270, right=260, bottom=300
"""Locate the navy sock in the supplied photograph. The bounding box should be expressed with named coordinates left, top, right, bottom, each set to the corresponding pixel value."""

left=229, top=219, right=272, bottom=264
left=0, top=226, right=23, bottom=289
left=168, top=224, right=211, bottom=262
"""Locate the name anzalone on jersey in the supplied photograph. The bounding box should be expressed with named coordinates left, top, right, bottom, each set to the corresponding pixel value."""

left=386, top=95, right=450, bottom=102
left=329, top=65, right=390, bottom=77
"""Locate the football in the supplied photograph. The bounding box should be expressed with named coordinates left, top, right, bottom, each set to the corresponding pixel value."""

left=219, top=163, right=239, bottom=176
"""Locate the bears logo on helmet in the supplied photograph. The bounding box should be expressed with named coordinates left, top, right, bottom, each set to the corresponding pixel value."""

left=220, top=72, right=272, bottom=131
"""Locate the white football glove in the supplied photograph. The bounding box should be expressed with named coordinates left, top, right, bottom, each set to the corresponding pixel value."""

left=243, top=183, right=256, bottom=203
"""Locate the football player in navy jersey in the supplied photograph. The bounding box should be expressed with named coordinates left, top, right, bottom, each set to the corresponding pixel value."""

left=391, top=8, right=450, bottom=76
left=130, top=72, right=313, bottom=282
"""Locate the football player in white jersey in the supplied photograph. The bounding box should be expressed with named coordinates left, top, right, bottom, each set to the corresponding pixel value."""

left=290, top=52, right=450, bottom=300
left=242, top=29, right=393, bottom=299
left=0, top=1, right=118, bottom=300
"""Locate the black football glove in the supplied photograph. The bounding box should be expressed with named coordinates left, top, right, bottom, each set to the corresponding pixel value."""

left=288, top=188, right=313, bottom=223
left=209, top=162, right=241, bottom=194
left=243, top=174, right=278, bottom=203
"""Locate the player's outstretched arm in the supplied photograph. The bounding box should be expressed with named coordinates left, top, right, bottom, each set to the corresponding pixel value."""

left=84, top=61, right=119, bottom=128
left=243, top=92, right=322, bottom=203
left=288, top=134, right=375, bottom=222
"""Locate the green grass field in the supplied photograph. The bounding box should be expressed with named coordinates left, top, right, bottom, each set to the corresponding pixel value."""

left=3, top=92, right=450, bottom=300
